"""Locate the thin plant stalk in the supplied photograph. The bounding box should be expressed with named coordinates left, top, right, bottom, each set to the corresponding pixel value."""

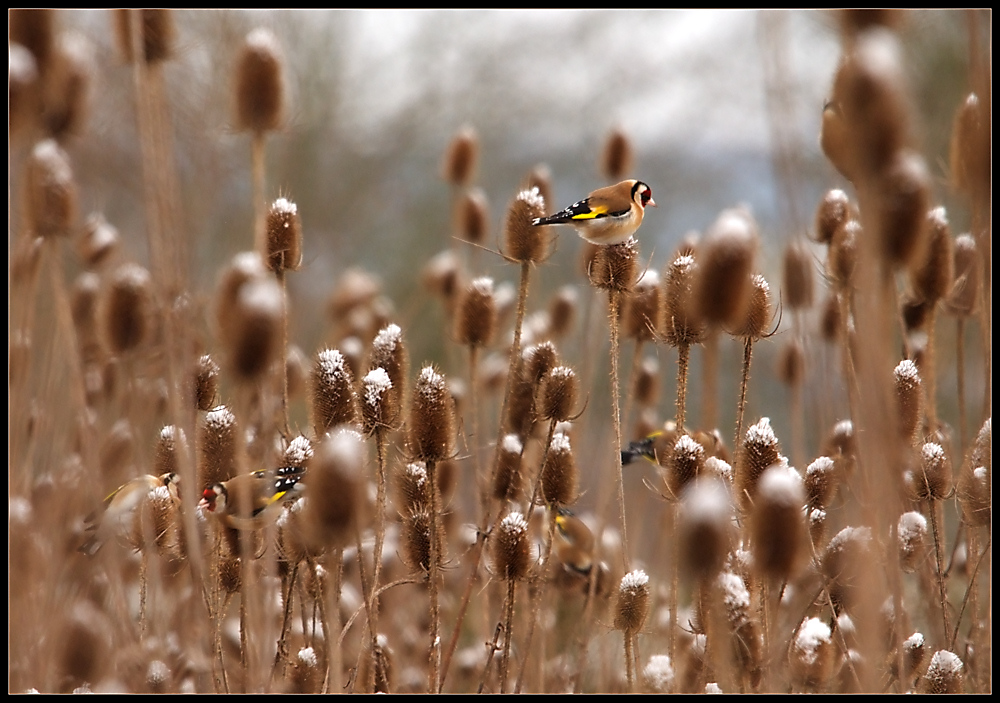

left=608, top=289, right=629, bottom=573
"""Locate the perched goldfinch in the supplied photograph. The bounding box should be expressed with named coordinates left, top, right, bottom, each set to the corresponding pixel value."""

left=532, top=179, right=656, bottom=245
left=552, top=507, right=596, bottom=576
left=79, top=472, right=180, bottom=556
left=200, top=466, right=306, bottom=531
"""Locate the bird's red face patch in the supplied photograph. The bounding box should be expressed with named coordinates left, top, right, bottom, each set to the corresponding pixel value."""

left=201, top=488, right=218, bottom=511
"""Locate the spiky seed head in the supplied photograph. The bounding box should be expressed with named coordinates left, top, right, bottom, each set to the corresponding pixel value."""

left=716, top=571, right=762, bottom=685
left=454, top=276, right=497, bottom=347
left=113, top=9, right=175, bottom=64
left=302, top=429, right=363, bottom=549
left=589, top=237, right=639, bottom=293
left=442, top=124, right=478, bottom=187
left=542, top=432, right=577, bottom=506
left=153, top=425, right=187, bottom=477
left=950, top=93, right=989, bottom=203
left=875, top=149, right=932, bottom=271
left=219, top=556, right=241, bottom=594
left=59, top=601, right=113, bottom=685
left=694, top=208, right=759, bottom=328
left=828, top=219, right=860, bottom=289
left=814, top=189, right=852, bottom=245
left=77, top=213, right=120, bottom=269
left=453, top=186, right=489, bottom=244
left=234, top=28, right=286, bottom=133
left=524, top=163, right=553, bottom=215
left=821, top=526, right=872, bottom=614
left=919, top=650, right=963, bottom=694
left=906, top=442, right=952, bottom=501
left=601, top=126, right=634, bottom=181
left=822, top=419, right=858, bottom=482
left=368, top=323, right=409, bottom=412
left=103, top=262, right=153, bottom=356
left=198, top=405, right=242, bottom=489
left=893, top=359, right=922, bottom=442
left=402, top=504, right=435, bottom=572
left=624, top=269, right=662, bottom=341
left=24, top=139, right=77, bottom=238
left=911, top=206, right=953, bottom=305
left=395, top=462, right=431, bottom=515
left=782, top=239, right=815, bottom=310
left=737, top=417, right=782, bottom=510
left=408, top=365, right=454, bottom=463
left=41, top=32, right=94, bottom=140
left=776, top=336, right=806, bottom=388
left=819, top=292, right=842, bottom=343
left=662, top=254, right=706, bottom=347
left=265, top=197, right=302, bottom=273
left=945, top=234, right=980, bottom=317
left=804, top=456, right=837, bottom=510
left=958, top=422, right=991, bottom=527
left=667, top=434, right=705, bottom=499
left=523, top=341, right=559, bottom=387
left=504, top=186, right=549, bottom=263
left=224, top=276, right=284, bottom=381
left=728, top=274, right=770, bottom=340
left=215, top=251, right=267, bottom=346
left=678, top=478, right=733, bottom=580
left=504, top=360, right=535, bottom=439
left=614, top=569, right=650, bottom=634
left=493, top=434, right=524, bottom=501
left=494, top=511, right=531, bottom=581
left=360, top=367, right=397, bottom=435
left=897, top=510, right=927, bottom=573
left=750, top=463, right=805, bottom=581
left=538, top=366, right=578, bottom=422
left=311, top=349, right=359, bottom=435
left=642, top=654, right=675, bottom=693
left=789, top=617, right=834, bottom=691
left=193, top=354, right=220, bottom=411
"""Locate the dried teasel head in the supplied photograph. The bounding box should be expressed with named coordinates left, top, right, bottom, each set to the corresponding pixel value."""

left=537, top=366, right=578, bottom=423
left=661, top=254, right=706, bottom=347
left=589, top=237, right=639, bottom=293
left=694, top=207, right=759, bottom=329
left=897, top=510, right=928, bottom=573
left=265, top=197, right=302, bottom=273
left=503, top=186, right=549, bottom=264
left=905, top=442, right=952, bottom=501
left=828, top=219, right=860, bottom=289
left=614, top=569, right=650, bottom=635
left=727, top=274, right=771, bottom=340
left=395, top=461, right=431, bottom=515
left=8, top=43, right=39, bottom=139
left=804, top=456, right=837, bottom=511
left=453, top=186, right=489, bottom=246
left=223, top=275, right=284, bottom=382
left=624, top=269, right=662, bottom=342
left=41, top=32, right=94, bottom=140
left=103, top=262, right=153, bottom=356
left=601, top=125, right=634, bottom=182
left=368, top=323, right=409, bottom=411
left=789, top=617, right=834, bottom=691
left=945, top=234, right=981, bottom=318
left=153, top=425, right=187, bottom=477
left=736, top=417, right=782, bottom=510
left=408, top=365, right=455, bottom=464
left=874, top=149, right=932, bottom=272
left=360, top=367, right=397, bottom=435
left=197, top=405, right=243, bottom=489
left=77, top=213, right=120, bottom=270
left=919, top=650, right=964, bottom=694
left=957, top=419, right=991, bottom=528
left=24, top=138, right=77, bottom=239
left=814, top=189, right=853, bottom=245
left=776, top=336, right=806, bottom=388
left=442, top=124, right=478, bottom=188
left=716, top=570, right=763, bottom=688
left=949, top=92, right=989, bottom=204
left=893, top=359, right=922, bottom=443
left=454, top=276, right=497, bottom=348
left=493, top=433, right=524, bottom=502
left=821, top=525, right=872, bottom=615
left=677, top=478, right=733, bottom=581
left=750, top=463, right=805, bottom=582
left=193, top=353, right=220, bottom=411
left=301, top=428, right=363, bottom=550
left=911, top=206, right=953, bottom=306
left=493, top=511, right=531, bottom=581
left=234, top=27, right=286, bottom=133
left=782, top=239, right=815, bottom=311
left=311, top=349, right=359, bottom=435
left=667, top=433, right=705, bottom=499
left=541, top=431, right=577, bottom=506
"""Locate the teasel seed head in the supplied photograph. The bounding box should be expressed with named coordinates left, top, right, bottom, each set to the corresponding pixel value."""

left=219, top=555, right=242, bottom=594
left=493, top=434, right=524, bottom=502
left=408, top=365, right=455, bottom=463
left=919, top=650, right=963, bottom=694
left=198, top=405, right=243, bottom=489
left=234, top=28, right=286, bottom=133
left=24, top=138, right=77, bottom=238
left=524, top=163, right=553, bottom=215
left=814, top=189, right=852, bottom=245
left=790, top=617, right=834, bottom=691
left=614, top=569, right=650, bottom=634
left=624, top=269, right=662, bottom=341
left=504, top=359, right=536, bottom=439
left=737, top=417, right=782, bottom=510
left=193, top=353, right=220, bottom=411
left=224, top=275, right=284, bottom=381
left=153, top=424, right=187, bottom=477
left=74, top=212, right=119, bottom=270
left=945, top=234, right=980, bottom=317
left=454, top=276, right=497, bottom=347
left=822, top=419, right=858, bottom=482
left=494, top=511, right=531, bottom=581
left=782, top=239, right=815, bottom=310
left=103, top=262, right=153, bottom=356
left=716, top=570, right=763, bottom=687
left=368, top=323, right=409, bottom=410
left=442, top=124, right=478, bottom=187
left=113, top=9, right=175, bottom=64
left=897, top=510, right=928, bottom=573
left=302, top=428, right=363, bottom=549
left=875, top=149, right=932, bottom=271
left=819, top=292, right=842, bottom=343
left=394, top=461, right=431, bottom=516
left=543, top=285, right=576, bottom=341
left=694, top=208, right=759, bottom=329
left=265, top=197, right=302, bottom=273
left=949, top=93, right=989, bottom=203
left=678, top=478, right=733, bottom=581
left=8, top=43, right=39, bottom=139
left=776, top=336, right=806, bottom=388
left=828, top=219, right=860, bottom=289
left=804, top=456, right=837, bottom=510
left=541, top=431, right=577, bottom=506
left=402, top=504, right=436, bottom=573
left=287, top=646, right=321, bottom=694
left=215, top=250, right=267, bottom=344
left=538, top=366, right=578, bottom=422
left=750, top=463, right=805, bottom=581
left=589, top=237, right=639, bottom=293
left=893, top=359, right=922, bottom=443
left=311, top=349, right=360, bottom=435
left=503, top=186, right=549, bottom=263
left=601, top=125, right=634, bottom=182
left=667, top=433, right=705, bottom=499
left=906, top=442, right=952, bottom=501
left=360, top=367, right=397, bottom=435
left=40, top=32, right=94, bottom=140
left=662, top=254, right=706, bottom=347
left=633, top=356, right=660, bottom=408
left=453, top=186, right=489, bottom=244
left=957, top=421, right=991, bottom=527
left=821, top=525, right=872, bottom=615
left=59, top=600, right=113, bottom=687
left=728, top=274, right=770, bottom=340
left=911, top=206, right=954, bottom=305
left=70, top=271, right=100, bottom=355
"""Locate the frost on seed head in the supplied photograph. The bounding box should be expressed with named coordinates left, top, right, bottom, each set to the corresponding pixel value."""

left=921, top=442, right=945, bottom=464
left=674, top=433, right=705, bottom=459
left=550, top=432, right=571, bottom=454
left=271, top=197, right=297, bottom=216
left=284, top=435, right=314, bottom=465
left=317, top=349, right=348, bottom=381
left=894, top=358, right=920, bottom=384
left=418, top=365, right=446, bottom=395
left=717, top=571, right=750, bottom=611
left=620, top=569, right=649, bottom=592
left=405, top=462, right=428, bottom=487
left=500, top=511, right=528, bottom=536
left=758, top=463, right=804, bottom=506
left=746, top=417, right=778, bottom=447
left=672, top=254, right=695, bottom=273
left=363, top=367, right=393, bottom=407
left=470, top=276, right=494, bottom=296
left=643, top=654, right=675, bottom=693
left=205, top=405, right=237, bottom=431
left=501, top=433, right=523, bottom=455
left=297, top=646, right=318, bottom=667
left=518, top=186, right=545, bottom=211
left=246, top=27, right=281, bottom=52
left=373, top=323, right=402, bottom=353
left=794, top=617, right=832, bottom=665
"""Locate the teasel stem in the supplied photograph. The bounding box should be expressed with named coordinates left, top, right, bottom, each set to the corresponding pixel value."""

left=701, top=330, right=720, bottom=430
left=924, top=307, right=939, bottom=430
left=733, top=337, right=753, bottom=466
left=608, top=289, right=630, bottom=572
left=624, top=632, right=635, bottom=691
left=277, top=269, right=290, bottom=434
left=252, top=135, right=266, bottom=253
left=676, top=341, right=691, bottom=432
left=321, top=548, right=343, bottom=694
left=956, top=318, right=967, bottom=453
left=927, top=498, right=951, bottom=640
left=353, top=522, right=378, bottom=692
left=272, top=561, right=298, bottom=683
left=468, top=345, right=485, bottom=520
left=513, top=507, right=558, bottom=693
left=427, top=458, right=443, bottom=693
left=499, top=578, right=517, bottom=693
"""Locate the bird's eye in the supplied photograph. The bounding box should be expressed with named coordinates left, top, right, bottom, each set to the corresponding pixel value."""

left=641, top=189, right=652, bottom=206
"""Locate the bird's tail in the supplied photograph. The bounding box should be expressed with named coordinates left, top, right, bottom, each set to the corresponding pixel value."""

left=532, top=213, right=568, bottom=227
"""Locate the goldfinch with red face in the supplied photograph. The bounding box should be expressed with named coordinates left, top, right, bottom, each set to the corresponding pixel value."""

left=200, top=466, right=305, bottom=531
left=79, top=472, right=180, bottom=556
left=532, top=179, right=656, bottom=245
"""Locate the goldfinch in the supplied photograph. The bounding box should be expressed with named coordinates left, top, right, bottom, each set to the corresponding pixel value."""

left=200, top=466, right=306, bottom=531
left=79, top=472, right=180, bottom=556
left=532, top=179, right=656, bottom=245
left=552, top=507, right=596, bottom=576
